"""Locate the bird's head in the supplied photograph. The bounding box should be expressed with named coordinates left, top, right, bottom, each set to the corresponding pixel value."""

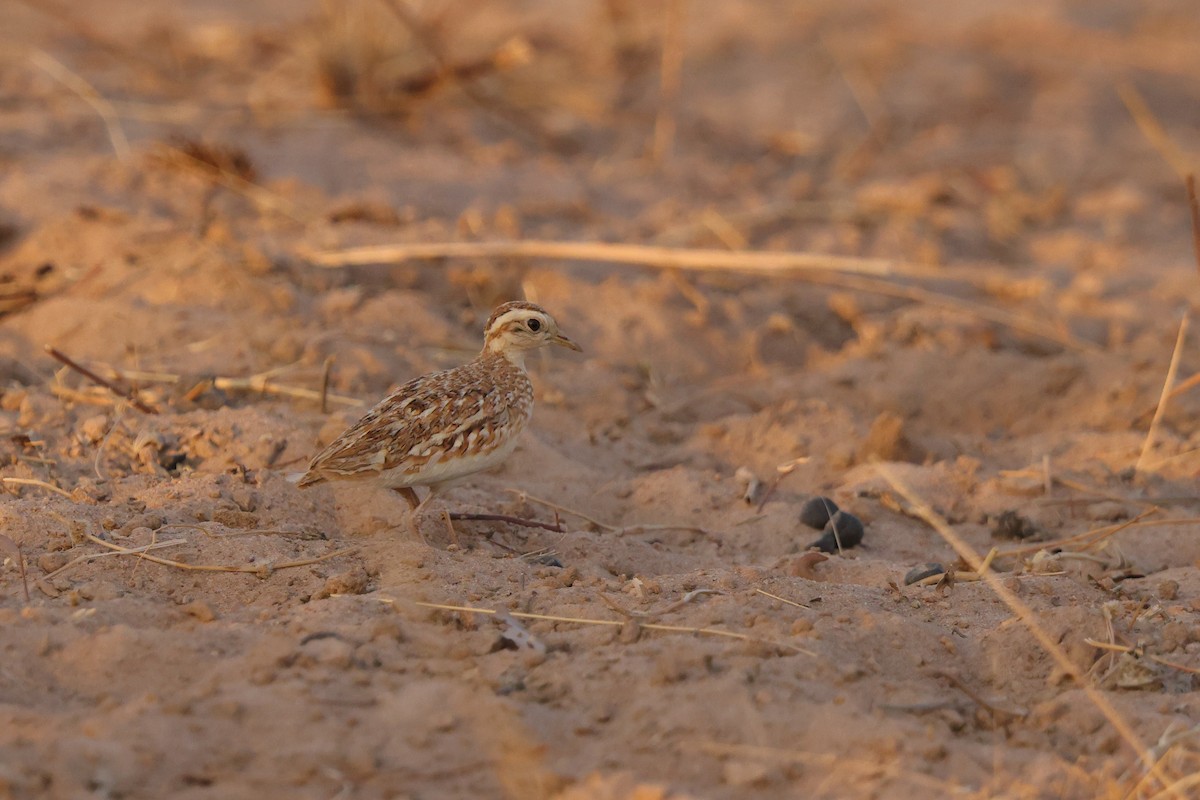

left=482, top=301, right=581, bottom=364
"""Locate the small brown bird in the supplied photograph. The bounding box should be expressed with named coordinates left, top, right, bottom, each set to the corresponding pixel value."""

left=297, top=301, right=580, bottom=538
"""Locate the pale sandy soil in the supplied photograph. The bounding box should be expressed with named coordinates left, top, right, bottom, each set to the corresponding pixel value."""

left=1, top=1, right=1200, bottom=798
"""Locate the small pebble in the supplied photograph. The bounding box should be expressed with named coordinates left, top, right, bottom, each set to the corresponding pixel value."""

left=799, top=496, right=839, bottom=529
left=904, top=563, right=946, bottom=585
left=810, top=510, right=864, bottom=553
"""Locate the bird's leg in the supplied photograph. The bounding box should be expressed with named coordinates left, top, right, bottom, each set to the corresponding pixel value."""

left=440, top=509, right=460, bottom=550
left=393, top=487, right=427, bottom=544
left=393, top=487, right=421, bottom=510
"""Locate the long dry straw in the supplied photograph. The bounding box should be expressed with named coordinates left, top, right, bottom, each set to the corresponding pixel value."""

left=876, top=463, right=1175, bottom=795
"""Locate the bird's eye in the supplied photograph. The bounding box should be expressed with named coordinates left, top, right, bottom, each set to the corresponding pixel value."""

left=527, top=318, right=542, bottom=332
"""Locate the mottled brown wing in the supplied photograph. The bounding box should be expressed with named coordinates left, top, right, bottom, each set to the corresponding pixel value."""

left=300, top=367, right=494, bottom=483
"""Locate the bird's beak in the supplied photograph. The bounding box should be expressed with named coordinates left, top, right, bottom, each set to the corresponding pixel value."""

left=553, top=333, right=582, bottom=352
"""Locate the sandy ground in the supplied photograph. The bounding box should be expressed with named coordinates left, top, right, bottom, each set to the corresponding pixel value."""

left=2, top=1, right=1200, bottom=797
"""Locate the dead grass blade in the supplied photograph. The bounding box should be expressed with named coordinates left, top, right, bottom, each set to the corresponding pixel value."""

left=305, top=240, right=1095, bottom=351
left=876, top=462, right=1175, bottom=795
left=1, top=477, right=73, bottom=499
left=1116, top=81, right=1194, bottom=178
left=651, top=0, right=686, bottom=163
left=308, top=238, right=914, bottom=276
left=43, top=538, right=186, bottom=581
left=29, top=49, right=129, bottom=162
left=1136, top=312, right=1189, bottom=476
left=1189, top=175, right=1200, bottom=281
left=46, top=345, right=159, bottom=414
left=0, top=534, right=30, bottom=603
left=78, top=528, right=355, bottom=577
left=407, top=599, right=814, bottom=656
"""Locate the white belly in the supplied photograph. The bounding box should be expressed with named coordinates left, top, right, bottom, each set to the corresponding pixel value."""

left=365, top=428, right=524, bottom=491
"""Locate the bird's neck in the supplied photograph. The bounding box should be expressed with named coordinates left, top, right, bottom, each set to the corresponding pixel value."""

left=480, top=343, right=527, bottom=371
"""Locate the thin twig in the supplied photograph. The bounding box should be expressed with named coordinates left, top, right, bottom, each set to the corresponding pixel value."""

left=449, top=512, right=564, bottom=532
left=43, top=538, right=187, bottom=581
left=308, top=238, right=904, bottom=275
left=82, top=530, right=356, bottom=576
left=876, top=463, right=1169, bottom=790
left=46, top=345, right=159, bottom=414
left=305, top=240, right=1095, bottom=351
left=1188, top=175, right=1200, bottom=280
left=1, top=477, right=73, bottom=499
left=932, top=670, right=1028, bottom=719
left=1116, top=81, right=1193, bottom=178
left=755, top=588, right=809, bottom=609
left=514, top=491, right=714, bottom=536
left=1136, top=312, right=1189, bottom=476
left=320, top=356, right=334, bottom=414
left=651, top=0, right=686, bottom=163
left=408, top=599, right=814, bottom=655
left=30, top=49, right=130, bottom=162
left=108, top=364, right=363, bottom=408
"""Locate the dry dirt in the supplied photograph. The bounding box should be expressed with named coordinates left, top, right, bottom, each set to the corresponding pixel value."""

left=2, top=1, right=1200, bottom=798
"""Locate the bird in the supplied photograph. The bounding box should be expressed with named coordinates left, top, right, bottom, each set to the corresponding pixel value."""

left=297, top=301, right=581, bottom=541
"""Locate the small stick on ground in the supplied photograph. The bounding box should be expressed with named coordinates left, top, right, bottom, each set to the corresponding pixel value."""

left=106, top=364, right=363, bottom=408
left=754, top=587, right=810, bottom=609
left=651, top=0, right=686, bottom=163
left=43, top=538, right=187, bottom=582
left=877, top=463, right=1171, bottom=793
left=1, top=477, right=73, bottom=499
left=932, top=670, right=1028, bottom=720
left=80, top=529, right=356, bottom=577
left=1132, top=175, right=1200, bottom=420
left=1188, top=175, right=1200, bottom=279
left=1117, top=81, right=1193, bottom=178
left=0, top=535, right=30, bottom=603
left=320, top=356, right=334, bottom=414
left=46, top=346, right=159, bottom=414
left=30, top=49, right=130, bottom=162
left=513, top=490, right=716, bottom=536
left=449, top=512, right=564, bottom=532
left=1135, top=312, right=1189, bottom=476
left=1084, top=638, right=1200, bottom=678
left=407, top=599, right=814, bottom=655
left=305, top=240, right=1094, bottom=352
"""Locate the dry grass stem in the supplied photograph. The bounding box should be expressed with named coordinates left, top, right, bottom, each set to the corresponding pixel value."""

left=30, top=49, right=130, bottom=162
left=47, top=345, right=159, bottom=414
left=754, top=588, right=810, bottom=609
left=1, top=477, right=73, bottom=499
left=1136, top=312, right=1189, bottom=476
left=309, top=238, right=914, bottom=276
left=1084, top=639, right=1200, bottom=678
left=43, top=538, right=187, bottom=582
left=306, top=240, right=1092, bottom=350
left=449, top=511, right=564, bottom=532
left=992, top=509, right=1158, bottom=561
left=1117, top=81, right=1194, bottom=178
left=111, top=364, right=364, bottom=408
left=876, top=462, right=1171, bottom=791
left=409, top=599, right=814, bottom=655
left=80, top=529, right=356, bottom=576
left=651, top=0, right=686, bottom=163
left=516, top=491, right=716, bottom=536
left=1189, top=175, right=1200, bottom=279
